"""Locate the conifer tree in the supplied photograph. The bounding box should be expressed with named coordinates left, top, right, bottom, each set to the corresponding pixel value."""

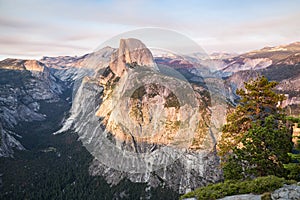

left=218, top=76, right=293, bottom=179
left=284, top=116, right=300, bottom=181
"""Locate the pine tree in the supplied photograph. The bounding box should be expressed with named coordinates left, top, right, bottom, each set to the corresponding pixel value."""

left=218, top=76, right=293, bottom=180
left=284, top=116, right=300, bottom=181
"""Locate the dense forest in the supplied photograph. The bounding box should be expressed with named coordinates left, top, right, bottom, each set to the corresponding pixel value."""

left=0, top=90, right=178, bottom=200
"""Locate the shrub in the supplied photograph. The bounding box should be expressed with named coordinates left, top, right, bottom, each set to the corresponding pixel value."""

left=180, top=176, right=296, bottom=200
left=261, top=192, right=271, bottom=200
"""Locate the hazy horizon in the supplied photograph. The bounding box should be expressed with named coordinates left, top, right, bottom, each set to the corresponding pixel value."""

left=1, top=0, right=300, bottom=60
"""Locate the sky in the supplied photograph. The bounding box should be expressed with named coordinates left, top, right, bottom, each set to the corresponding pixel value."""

left=0, top=0, right=300, bottom=60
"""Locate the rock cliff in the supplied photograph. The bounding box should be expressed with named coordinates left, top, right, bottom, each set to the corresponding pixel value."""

left=0, top=58, right=64, bottom=157
left=56, top=38, right=224, bottom=193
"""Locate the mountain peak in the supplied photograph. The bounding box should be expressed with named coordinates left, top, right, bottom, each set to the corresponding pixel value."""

left=24, top=60, right=45, bottom=72
left=257, top=41, right=300, bottom=53
left=0, top=58, right=25, bottom=70
left=109, top=38, right=157, bottom=77
left=0, top=58, right=45, bottom=72
left=119, top=38, right=148, bottom=51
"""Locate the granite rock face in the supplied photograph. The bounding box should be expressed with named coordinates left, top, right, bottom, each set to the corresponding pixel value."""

left=56, top=38, right=224, bottom=194
left=56, top=73, right=223, bottom=194
left=0, top=58, right=64, bottom=157
left=109, top=38, right=157, bottom=77
left=0, top=122, right=25, bottom=157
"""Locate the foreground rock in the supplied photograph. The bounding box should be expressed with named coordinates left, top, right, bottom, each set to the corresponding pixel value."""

left=218, top=194, right=261, bottom=200
left=271, top=183, right=300, bottom=200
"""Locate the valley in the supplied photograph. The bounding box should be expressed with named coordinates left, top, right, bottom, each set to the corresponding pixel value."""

left=0, top=39, right=300, bottom=199
left=0, top=76, right=179, bottom=200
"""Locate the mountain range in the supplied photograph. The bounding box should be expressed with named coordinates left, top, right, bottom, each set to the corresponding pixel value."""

left=0, top=39, right=299, bottom=197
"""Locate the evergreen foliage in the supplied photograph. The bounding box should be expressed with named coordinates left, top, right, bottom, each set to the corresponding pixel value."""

left=218, top=76, right=293, bottom=179
left=284, top=116, right=300, bottom=181
left=180, top=176, right=296, bottom=200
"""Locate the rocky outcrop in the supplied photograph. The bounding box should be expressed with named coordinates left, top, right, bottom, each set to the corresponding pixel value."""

left=56, top=38, right=225, bottom=194
left=24, top=60, right=45, bottom=72
left=217, top=194, right=261, bottom=200
left=271, top=183, right=300, bottom=200
left=109, top=38, right=157, bottom=77
left=0, top=59, right=26, bottom=71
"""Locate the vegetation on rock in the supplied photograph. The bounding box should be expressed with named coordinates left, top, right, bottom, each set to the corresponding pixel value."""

left=180, top=176, right=296, bottom=200
left=218, top=76, right=293, bottom=179
left=182, top=77, right=299, bottom=200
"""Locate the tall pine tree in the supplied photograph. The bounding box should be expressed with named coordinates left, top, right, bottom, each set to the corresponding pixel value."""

left=218, top=76, right=293, bottom=180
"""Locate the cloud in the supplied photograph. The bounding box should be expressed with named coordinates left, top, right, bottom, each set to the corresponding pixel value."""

left=0, top=0, right=299, bottom=58
left=0, top=16, right=37, bottom=28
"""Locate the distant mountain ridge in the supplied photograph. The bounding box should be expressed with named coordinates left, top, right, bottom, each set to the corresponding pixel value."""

left=220, top=42, right=300, bottom=72
left=216, top=42, right=300, bottom=114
